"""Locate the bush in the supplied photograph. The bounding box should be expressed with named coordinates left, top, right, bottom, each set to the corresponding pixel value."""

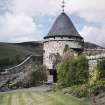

left=89, top=69, right=100, bottom=86
left=32, top=65, right=47, bottom=83
left=61, top=80, right=105, bottom=98
left=9, top=65, right=47, bottom=89
left=88, top=80, right=105, bottom=95
left=62, top=84, right=88, bottom=98
left=98, top=59, right=105, bottom=79
left=57, top=54, right=89, bottom=87
left=61, top=81, right=104, bottom=98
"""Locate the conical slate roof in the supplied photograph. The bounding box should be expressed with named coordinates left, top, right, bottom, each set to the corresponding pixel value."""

left=44, top=12, right=82, bottom=39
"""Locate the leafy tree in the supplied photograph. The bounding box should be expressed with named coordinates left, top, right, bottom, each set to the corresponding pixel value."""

left=57, top=53, right=89, bottom=87
left=75, top=55, right=89, bottom=83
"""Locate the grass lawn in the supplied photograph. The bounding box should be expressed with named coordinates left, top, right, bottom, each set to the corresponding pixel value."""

left=0, top=92, right=90, bottom=105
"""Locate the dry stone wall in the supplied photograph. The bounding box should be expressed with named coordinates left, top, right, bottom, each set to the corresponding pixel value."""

left=0, top=55, right=43, bottom=91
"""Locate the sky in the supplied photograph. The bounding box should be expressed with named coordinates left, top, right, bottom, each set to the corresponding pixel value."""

left=0, top=0, right=105, bottom=47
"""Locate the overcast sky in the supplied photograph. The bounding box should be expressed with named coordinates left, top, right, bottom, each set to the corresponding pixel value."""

left=0, top=0, right=105, bottom=46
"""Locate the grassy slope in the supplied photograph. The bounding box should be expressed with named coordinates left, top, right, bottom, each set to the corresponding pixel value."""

left=0, top=42, right=43, bottom=60
left=0, top=41, right=104, bottom=61
left=84, top=42, right=104, bottom=49
left=0, top=42, right=43, bottom=68
left=0, top=41, right=104, bottom=69
left=0, top=92, right=89, bottom=105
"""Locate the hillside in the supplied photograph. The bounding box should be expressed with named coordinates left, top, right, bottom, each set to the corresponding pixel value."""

left=0, top=41, right=43, bottom=69
left=0, top=41, right=43, bottom=59
left=0, top=41, right=103, bottom=60
left=84, top=42, right=104, bottom=49
left=0, top=41, right=104, bottom=69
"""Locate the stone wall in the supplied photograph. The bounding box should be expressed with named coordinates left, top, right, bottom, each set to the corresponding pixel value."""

left=83, top=48, right=105, bottom=70
left=84, top=48, right=105, bottom=56
left=43, top=37, right=83, bottom=69
left=5, top=56, right=33, bottom=74
left=0, top=55, right=43, bottom=91
left=87, top=53, right=105, bottom=70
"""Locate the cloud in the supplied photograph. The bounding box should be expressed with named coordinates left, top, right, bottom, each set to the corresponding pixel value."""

left=80, top=25, right=105, bottom=46
left=0, top=0, right=105, bottom=44
left=7, top=0, right=105, bottom=22
left=0, top=0, right=61, bottom=42
left=67, top=0, right=105, bottom=47
left=0, top=13, right=42, bottom=42
left=67, top=0, right=105, bottom=22
left=7, top=0, right=61, bottom=16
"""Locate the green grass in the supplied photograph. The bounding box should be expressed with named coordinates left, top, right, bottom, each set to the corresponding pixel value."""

left=0, top=92, right=90, bottom=105
left=0, top=42, right=43, bottom=60
left=0, top=42, right=43, bottom=68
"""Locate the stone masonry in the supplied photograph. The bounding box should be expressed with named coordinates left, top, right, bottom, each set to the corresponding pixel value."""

left=43, top=37, right=83, bottom=69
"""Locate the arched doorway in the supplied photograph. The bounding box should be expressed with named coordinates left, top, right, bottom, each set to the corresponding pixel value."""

left=49, top=69, right=57, bottom=82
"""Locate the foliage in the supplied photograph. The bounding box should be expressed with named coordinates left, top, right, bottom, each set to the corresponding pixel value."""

left=57, top=54, right=89, bottom=87
left=32, top=65, right=47, bottom=84
left=89, top=69, right=100, bottom=86
left=88, top=67, right=105, bottom=96
left=0, top=42, right=43, bottom=69
left=97, top=59, right=105, bottom=78
left=9, top=65, right=47, bottom=89
left=75, top=55, right=89, bottom=83
left=88, top=80, right=105, bottom=95
left=63, top=44, right=69, bottom=53
left=62, top=84, right=88, bottom=98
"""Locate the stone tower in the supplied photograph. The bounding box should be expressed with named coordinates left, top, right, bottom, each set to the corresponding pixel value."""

left=43, top=12, right=84, bottom=70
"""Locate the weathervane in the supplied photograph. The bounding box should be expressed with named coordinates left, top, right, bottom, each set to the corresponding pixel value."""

left=61, top=0, right=65, bottom=13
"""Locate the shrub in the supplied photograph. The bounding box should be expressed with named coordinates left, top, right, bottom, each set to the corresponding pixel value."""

left=62, top=84, right=88, bottom=98
left=98, top=59, right=105, bottom=79
left=57, top=54, right=89, bottom=87
left=9, top=65, right=47, bottom=89
left=89, top=69, right=100, bottom=86
left=88, top=80, right=105, bottom=95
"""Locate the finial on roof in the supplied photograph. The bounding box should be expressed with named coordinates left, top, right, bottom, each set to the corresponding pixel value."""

left=61, top=0, right=65, bottom=13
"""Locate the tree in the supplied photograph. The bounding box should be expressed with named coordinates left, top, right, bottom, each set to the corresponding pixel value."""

left=57, top=53, right=89, bottom=87
left=76, top=55, right=89, bottom=83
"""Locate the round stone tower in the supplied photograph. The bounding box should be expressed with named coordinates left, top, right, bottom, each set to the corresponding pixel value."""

left=43, top=12, right=84, bottom=70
